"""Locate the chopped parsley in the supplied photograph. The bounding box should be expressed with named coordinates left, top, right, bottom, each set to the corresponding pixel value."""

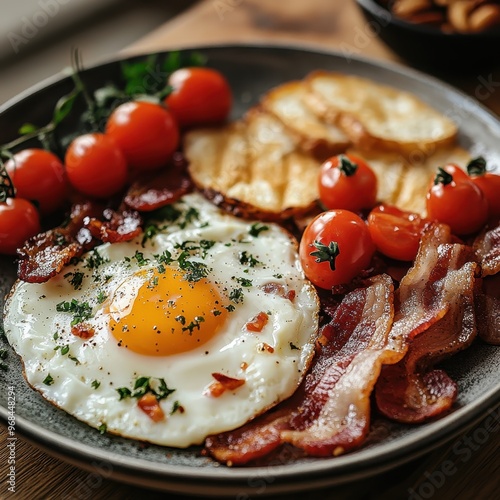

left=239, top=251, right=260, bottom=267
left=64, top=271, right=85, bottom=290
left=170, top=401, right=184, bottom=415
left=91, top=380, right=101, bottom=390
left=43, top=374, right=54, bottom=386
left=289, top=342, right=300, bottom=350
left=142, top=223, right=160, bottom=246
left=177, top=251, right=210, bottom=282
left=132, top=250, right=149, bottom=266
left=117, top=376, right=175, bottom=402
left=182, top=316, right=205, bottom=334
left=175, top=315, right=186, bottom=325
left=229, top=288, right=244, bottom=304
left=155, top=249, right=174, bottom=267
left=60, top=345, right=70, bottom=356
left=56, top=299, right=93, bottom=326
left=85, top=249, right=108, bottom=270
left=98, top=423, right=107, bottom=434
left=97, top=291, right=107, bottom=304
left=249, top=222, right=269, bottom=237
left=234, top=277, right=252, bottom=288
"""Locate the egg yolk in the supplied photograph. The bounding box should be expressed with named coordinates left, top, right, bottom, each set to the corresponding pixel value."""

left=108, top=267, right=228, bottom=356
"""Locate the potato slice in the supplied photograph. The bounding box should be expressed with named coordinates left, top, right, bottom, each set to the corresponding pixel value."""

left=184, top=110, right=321, bottom=220
left=305, top=71, right=458, bottom=157
left=395, top=145, right=471, bottom=215
left=350, top=145, right=470, bottom=215
left=261, top=81, right=350, bottom=160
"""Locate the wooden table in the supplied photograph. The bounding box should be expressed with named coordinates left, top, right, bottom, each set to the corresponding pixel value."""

left=1, top=1, right=499, bottom=498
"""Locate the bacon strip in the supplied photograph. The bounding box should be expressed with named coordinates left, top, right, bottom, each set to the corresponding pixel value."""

left=475, top=275, right=500, bottom=345
left=375, top=225, right=479, bottom=423
left=124, top=166, right=193, bottom=212
left=473, top=222, right=500, bottom=277
left=205, top=274, right=395, bottom=464
left=85, top=207, right=143, bottom=243
left=17, top=202, right=102, bottom=283
left=17, top=202, right=143, bottom=283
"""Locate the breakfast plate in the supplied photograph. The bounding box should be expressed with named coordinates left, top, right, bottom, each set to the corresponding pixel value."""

left=0, top=45, right=499, bottom=497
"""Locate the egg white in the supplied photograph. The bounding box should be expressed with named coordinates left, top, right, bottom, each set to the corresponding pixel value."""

left=3, top=193, right=319, bottom=447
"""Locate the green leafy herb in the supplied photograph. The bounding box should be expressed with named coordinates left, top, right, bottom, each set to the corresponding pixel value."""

left=64, top=271, right=84, bottom=290
left=85, top=249, right=108, bottom=270
left=229, top=288, right=244, bottom=304
left=117, top=376, right=175, bottom=402
left=170, top=401, right=184, bottom=415
left=177, top=251, right=210, bottom=282
left=182, top=316, right=205, bottom=334
left=310, top=241, right=340, bottom=271
left=234, top=277, right=252, bottom=288
left=56, top=299, right=93, bottom=326
left=98, top=423, right=107, bottom=434
left=91, top=380, right=101, bottom=390
left=249, top=223, right=269, bottom=238
left=97, top=291, right=107, bottom=304
left=43, top=374, right=54, bottom=386
left=239, top=251, right=260, bottom=267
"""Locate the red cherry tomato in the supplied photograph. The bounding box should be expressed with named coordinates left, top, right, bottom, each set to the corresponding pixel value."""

left=165, top=67, right=232, bottom=128
left=299, top=209, right=375, bottom=289
left=65, top=133, right=128, bottom=199
left=467, top=157, right=500, bottom=222
left=105, top=101, right=179, bottom=171
left=368, top=204, right=429, bottom=261
left=426, top=167, right=488, bottom=235
left=5, top=149, right=67, bottom=215
left=0, top=198, right=41, bottom=255
left=318, top=154, right=377, bottom=212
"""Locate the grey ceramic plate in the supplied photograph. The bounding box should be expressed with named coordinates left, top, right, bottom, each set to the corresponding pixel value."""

left=0, top=45, right=499, bottom=497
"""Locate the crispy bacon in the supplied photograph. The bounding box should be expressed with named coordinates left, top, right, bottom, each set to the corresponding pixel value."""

left=17, top=202, right=102, bottom=283
left=375, top=225, right=479, bottom=423
left=205, top=274, right=395, bottom=464
left=473, top=222, right=500, bottom=277
left=205, top=373, right=246, bottom=398
left=124, top=167, right=193, bottom=212
left=475, top=275, right=500, bottom=345
left=137, top=393, right=165, bottom=422
left=85, top=207, right=143, bottom=243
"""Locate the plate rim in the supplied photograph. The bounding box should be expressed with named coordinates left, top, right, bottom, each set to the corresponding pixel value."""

left=1, top=42, right=499, bottom=495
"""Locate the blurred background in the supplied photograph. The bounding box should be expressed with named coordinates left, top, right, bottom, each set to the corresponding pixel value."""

left=0, top=0, right=197, bottom=105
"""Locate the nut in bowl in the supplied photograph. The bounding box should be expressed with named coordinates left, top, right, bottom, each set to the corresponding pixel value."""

left=356, top=0, right=500, bottom=71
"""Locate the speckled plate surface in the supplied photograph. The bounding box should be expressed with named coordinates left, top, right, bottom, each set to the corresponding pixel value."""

left=0, top=45, right=499, bottom=497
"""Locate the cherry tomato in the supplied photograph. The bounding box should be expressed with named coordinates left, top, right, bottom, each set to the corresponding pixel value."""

left=299, top=209, right=375, bottom=289
left=105, top=101, right=179, bottom=171
left=426, top=167, right=488, bottom=235
left=0, top=198, right=41, bottom=255
left=368, top=204, right=428, bottom=261
left=65, top=133, right=128, bottom=199
left=467, top=157, right=500, bottom=222
left=318, top=154, right=377, bottom=212
left=165, top=67, right=232, bottom=128
left=5, top=148, right=67, bottom=215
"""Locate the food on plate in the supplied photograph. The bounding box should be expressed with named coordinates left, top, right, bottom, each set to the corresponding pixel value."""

left=185, top=110, right=321, bottom=219
left=260, top=80, right=350, bottom=159
left=467, top=156, right=500, bottom=222
left=1, top=57, right=499, bottom=466
left=165, top=67, right=232, bottom=128
left=380, top=0, right=500, bottom=33
left=299, top=209, right=375, bottom=289
left=426, top=166, right=489, bottom=235
left=4, top=149, right=67, bottom=216
left=318, top=153, right=378, bottom=212
left=105, top=101, right=180, bottom=171
left=304, top=71, right=457, bottom=157
left=3, top=193, right=319, bottom=447
left=0, top=198, right=41, bottom=255
left=65, top=133, right=128, bottom=198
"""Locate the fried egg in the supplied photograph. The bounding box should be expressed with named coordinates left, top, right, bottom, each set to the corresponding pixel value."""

left=3, top=193, right=319, bottom=447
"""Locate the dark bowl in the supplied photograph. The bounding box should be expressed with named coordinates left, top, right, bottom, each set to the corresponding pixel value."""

left=355, top=0, right=500, bottom=72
